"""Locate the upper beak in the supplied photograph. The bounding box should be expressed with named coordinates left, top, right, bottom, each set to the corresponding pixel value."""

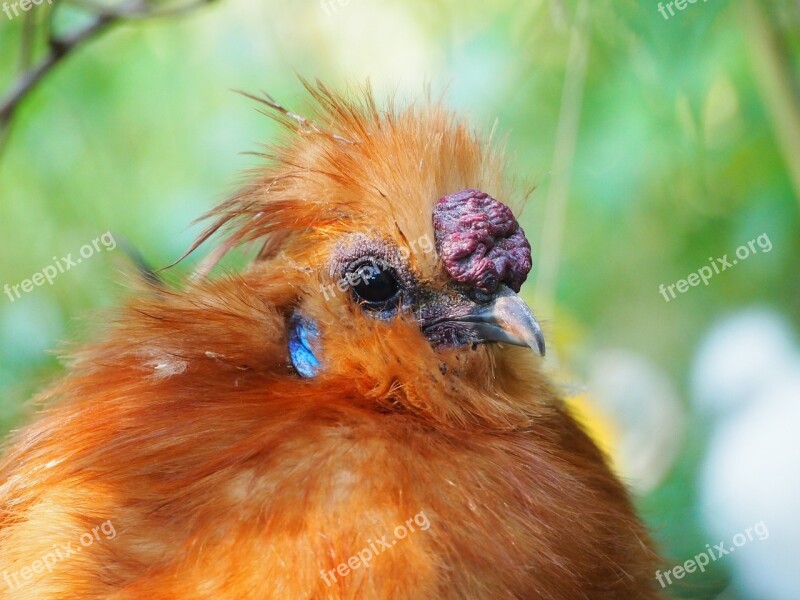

left=418, top=284, right=546, bottom=356
left=460, top=286, right=546, bottom=356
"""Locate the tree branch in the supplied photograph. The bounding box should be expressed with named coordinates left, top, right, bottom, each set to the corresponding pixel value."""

left=0, top=0, right=217, bottom=154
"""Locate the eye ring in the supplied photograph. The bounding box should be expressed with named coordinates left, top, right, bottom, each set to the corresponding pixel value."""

left=348, top=260, right=402, bottom=309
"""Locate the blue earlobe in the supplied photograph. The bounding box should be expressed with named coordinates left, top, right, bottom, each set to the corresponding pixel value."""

left=288, top=312, right=321, bottom=378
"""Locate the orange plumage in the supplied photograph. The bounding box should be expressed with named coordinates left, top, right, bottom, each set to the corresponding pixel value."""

left=0, top=83, right=661, bottom=599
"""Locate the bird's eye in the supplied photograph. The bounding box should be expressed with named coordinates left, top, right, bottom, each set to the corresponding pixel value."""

left=351, top=262, right=401, bottom=307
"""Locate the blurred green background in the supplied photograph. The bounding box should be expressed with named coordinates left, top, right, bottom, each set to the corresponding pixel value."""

left=1, top=0, right=798, bottom=598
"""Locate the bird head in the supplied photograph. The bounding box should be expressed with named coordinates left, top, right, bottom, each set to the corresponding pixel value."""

left=187, top=84, right=546, bottom=427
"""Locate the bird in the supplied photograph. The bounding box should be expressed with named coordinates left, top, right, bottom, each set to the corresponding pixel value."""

left=0, top=82, right=661, bottom=599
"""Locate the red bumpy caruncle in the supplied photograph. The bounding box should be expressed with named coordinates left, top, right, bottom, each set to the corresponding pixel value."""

left=432, top=189, right=532, bottom=294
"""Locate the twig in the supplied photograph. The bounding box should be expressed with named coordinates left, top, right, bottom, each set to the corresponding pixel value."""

left=0, top=0, right=217, bottom=155
left=70, top=0, right=216, bottom=20
left=0, top=10, right=116, bottom=126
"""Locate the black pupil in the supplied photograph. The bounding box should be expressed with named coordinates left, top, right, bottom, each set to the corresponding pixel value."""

left=353, top=264, right=399, bottom=304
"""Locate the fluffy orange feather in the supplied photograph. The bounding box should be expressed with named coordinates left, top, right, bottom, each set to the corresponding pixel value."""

left=0, top=83, right=662, bottom=599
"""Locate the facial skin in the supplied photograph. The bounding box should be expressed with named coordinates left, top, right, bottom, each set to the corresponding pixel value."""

left=331, top=235, right=545, bottom=354
left=288, top=231, right=544, bottom=380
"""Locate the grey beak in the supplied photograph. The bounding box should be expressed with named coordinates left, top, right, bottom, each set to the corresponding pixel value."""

left=458, top=286, right=546, bottom=356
